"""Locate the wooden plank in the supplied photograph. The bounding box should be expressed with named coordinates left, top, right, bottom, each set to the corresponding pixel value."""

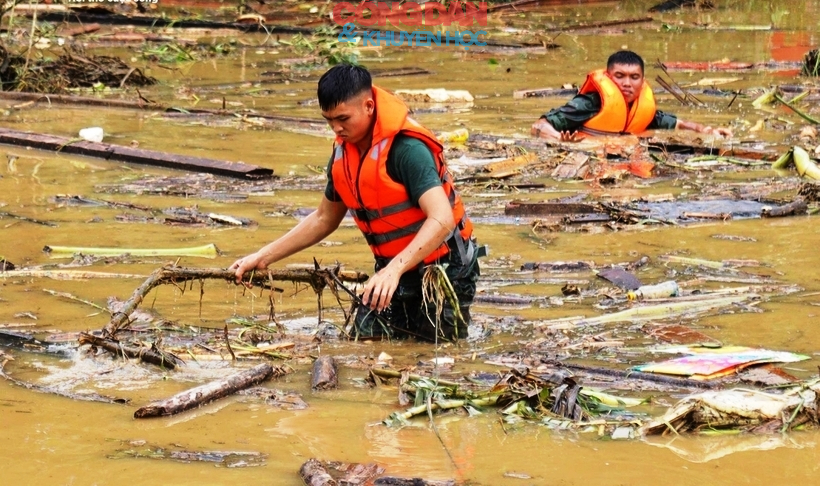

left=513, top=87, right=578, bottom=99
left=485, top=153, right=538, bottom=174
left=551, top=153, right=590, bottom=179
left=26, top=11, right=315, bottom=35
left=0, top=91, right=162, bottom=109
left=488, top=0, right=618, bottom=11
left=505, top=201, right=600, bottom=216
left=0, top=127, right=273, bottom=179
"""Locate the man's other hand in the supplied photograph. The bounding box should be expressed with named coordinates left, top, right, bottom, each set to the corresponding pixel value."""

left=531, top=118, right=558, bottom=139
left=702, top=126, right=733, bottom=138
left=361, top=265, right=401, bottom=312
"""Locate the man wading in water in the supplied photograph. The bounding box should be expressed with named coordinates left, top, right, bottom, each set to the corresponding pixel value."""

left=531, top=50, right=733, bottom=141
left=231, top=64, right=481, bottom=342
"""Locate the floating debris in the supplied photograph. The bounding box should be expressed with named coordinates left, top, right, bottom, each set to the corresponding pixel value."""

left=109, top=441, right=267, bottom=468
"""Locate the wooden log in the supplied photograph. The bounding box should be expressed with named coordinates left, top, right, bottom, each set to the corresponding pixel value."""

left=513, top=87, right=578, bottom=99
left=299, top=459, right=338, bottom=486
left=0, top=210, right=57, bottom=227
left=134, top=363, right=282, bottom=418
left=474, top=293, right=535, bottom=305
left=374, top=478, right=455, bottom=486
left=488, top=0, right=617, bottom=11
left=0, top=91, right=161, bottom=109
left=311, top=356, right=339, bottom=390
left=0, top=127, right=272, bottom=179
left=505, top=201, right=601, bottom=216
left=520, top=261, right=593, bottom=272
left=546, top=16, right=655, bottom=32
left=78, top=332, right=183, bottom=369
left=0, top=91, right=319, bottom=132
left=559, top=363, right=718, bottom=389
left=562, top=213, right=611, bottom=224
left=26, top=11, right=315, bottom=35
left=59, top=23, right=101, bottom=36
left=761, top=198, right=808, bottom=218
left=102, top=266, right=369, bottom=336
left=681, top=212, right=732, bottom=220
left=646, top=137, right=779, bottom=161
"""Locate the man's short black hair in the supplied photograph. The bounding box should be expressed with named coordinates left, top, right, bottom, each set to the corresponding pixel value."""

left=607, top=50, right=645, bottom=74
left=317, top=64, right=372, bottom=111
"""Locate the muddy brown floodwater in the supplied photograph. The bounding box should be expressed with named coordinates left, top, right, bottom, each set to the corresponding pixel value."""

left=2, top=0, right=820, bottom=484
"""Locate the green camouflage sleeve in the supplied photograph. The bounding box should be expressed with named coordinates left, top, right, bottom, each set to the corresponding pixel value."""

left=542, top=92, right=601, bottom=132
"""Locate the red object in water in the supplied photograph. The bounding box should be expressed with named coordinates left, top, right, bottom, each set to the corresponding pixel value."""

left=769, top=32, right=812, bottom=62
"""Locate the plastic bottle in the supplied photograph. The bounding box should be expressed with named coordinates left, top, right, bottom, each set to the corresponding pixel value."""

left=437, top=128, right=469, bottom=144
left=627, top=281, right=679, bottom=301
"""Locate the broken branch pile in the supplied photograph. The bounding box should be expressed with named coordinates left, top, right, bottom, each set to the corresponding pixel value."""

left=0, top=45, right=156, bottom=93
left=73, top=264, right=367, bottom=370
left=374, top=367, right=622, bottom=428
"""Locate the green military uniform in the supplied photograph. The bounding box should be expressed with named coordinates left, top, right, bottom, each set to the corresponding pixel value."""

left=542, top=91, right=678, bottom=132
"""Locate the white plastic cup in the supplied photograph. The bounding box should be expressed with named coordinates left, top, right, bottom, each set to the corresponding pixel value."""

left=79, top=127, right=104, bottom=143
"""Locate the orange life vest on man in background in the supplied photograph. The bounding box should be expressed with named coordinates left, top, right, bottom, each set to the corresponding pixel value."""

left=578, top=69, right=656, bottom=135
left=330, top=86, right=473, bottom=266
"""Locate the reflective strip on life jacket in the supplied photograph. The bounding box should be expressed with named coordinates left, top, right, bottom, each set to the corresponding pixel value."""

left=354, top=189, right=456, bottom=223
left=578, top=69, right=656, bottom=134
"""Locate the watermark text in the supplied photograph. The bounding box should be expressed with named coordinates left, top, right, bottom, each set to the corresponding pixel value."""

left=338, top=23, right=487, bottom=50
left=333, top=1, right=488, bottom=28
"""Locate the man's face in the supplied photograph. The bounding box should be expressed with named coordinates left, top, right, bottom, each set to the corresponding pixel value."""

left=606, top=63, right=644, bottom=104
left=321, top=92, right=374, bottom=147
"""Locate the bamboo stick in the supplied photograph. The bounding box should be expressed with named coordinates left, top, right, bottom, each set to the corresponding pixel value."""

left=793, top=146, right=820, bottom=180
left=538, top=294, right=756, bottom=329
left=370, top=368, right=461, bottom=387
left=752, top=88, right=776, bottom=109
left=386, top=395, right=501, bottom=425
left=661, top=255, right=725, bottom=269
left=774, top=93, right=820, bottom=124
left=771, top=149, right=794, bottom=170
left=44, top=244, right=220, bottom=259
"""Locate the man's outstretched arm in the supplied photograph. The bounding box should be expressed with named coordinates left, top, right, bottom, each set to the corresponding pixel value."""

left=675, top=118, right=733, bottom=138
left=531, top=117, right=581, bottom=141
left=230, top=196, right=349, bottom=282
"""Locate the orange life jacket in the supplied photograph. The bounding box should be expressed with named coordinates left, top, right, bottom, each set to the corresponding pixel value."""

left=330, top=86, right=473, bottom=265
left=578, top=69, right=656, bottom=135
